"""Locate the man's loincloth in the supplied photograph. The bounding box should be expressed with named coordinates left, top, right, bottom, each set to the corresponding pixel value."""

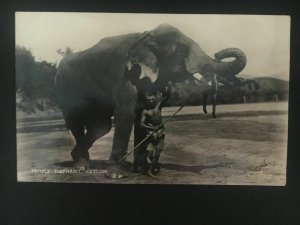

left=146, top=127, right=165, bottom=152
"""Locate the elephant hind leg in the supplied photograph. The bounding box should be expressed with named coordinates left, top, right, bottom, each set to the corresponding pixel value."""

left=66, top=112, right=112, bottom=162
left=68, top=121, right=85, bottom=163
left=81, top=117, right=113, bottom=159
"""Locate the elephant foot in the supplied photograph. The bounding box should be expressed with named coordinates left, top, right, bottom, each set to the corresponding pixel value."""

left=74, top=157, right=90, bottom=171
left=119, top=160, right=132, bottom=171
left=71, top=150, right=90, bottom=163
left=203, top=108, right=207, bottom=114
left=71, top=150, right=79, bottom=162
left=132, top=165, right=142, bottom=173
left=105, top=163, right=128, bottom=179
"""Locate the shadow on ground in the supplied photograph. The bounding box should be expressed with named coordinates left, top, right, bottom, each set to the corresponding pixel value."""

left=55, top=160, right=132, bottom=171
left=162, top=162, right=232, bottom=173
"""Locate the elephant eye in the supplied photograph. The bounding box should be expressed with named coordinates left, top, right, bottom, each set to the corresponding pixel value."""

left=166, top=45, right=176, bottom=54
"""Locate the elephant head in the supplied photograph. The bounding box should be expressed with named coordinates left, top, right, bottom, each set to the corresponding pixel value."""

left=125, top=24, right=247, bottom=91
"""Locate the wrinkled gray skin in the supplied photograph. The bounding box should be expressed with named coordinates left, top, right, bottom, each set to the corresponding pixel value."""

left=55, top=24, right=247, bottom=175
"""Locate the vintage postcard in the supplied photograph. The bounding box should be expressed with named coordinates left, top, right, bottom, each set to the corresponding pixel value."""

left=16, top=13, right=289, bottom=185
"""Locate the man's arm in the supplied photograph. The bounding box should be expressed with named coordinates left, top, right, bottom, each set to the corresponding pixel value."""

left=157, top=100, right=164, bottom=110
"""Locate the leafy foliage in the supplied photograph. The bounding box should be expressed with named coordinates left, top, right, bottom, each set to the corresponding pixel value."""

left=16, top=46, right=57, bottom=112
left=15, top=46, right=36, bottom=99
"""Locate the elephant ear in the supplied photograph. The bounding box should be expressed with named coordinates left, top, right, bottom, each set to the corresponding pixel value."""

left=128, top=34, right=159, bottom=83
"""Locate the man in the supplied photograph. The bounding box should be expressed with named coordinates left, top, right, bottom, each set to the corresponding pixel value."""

left=139, top=91, right=166, bottom=178
left=133, top=82, right=171, bottom=173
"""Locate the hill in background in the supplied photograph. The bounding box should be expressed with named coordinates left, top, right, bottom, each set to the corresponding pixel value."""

left=239, top=72, right=289, bottom=81
left=167, top=75, right=289, bottom=106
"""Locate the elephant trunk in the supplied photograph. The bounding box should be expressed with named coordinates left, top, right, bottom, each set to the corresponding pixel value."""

left=186, top=45, right=247, bottom=77
left=213, top=48, right=247, bottom=75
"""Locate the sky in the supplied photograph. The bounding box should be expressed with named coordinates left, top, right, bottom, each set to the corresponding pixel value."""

left=15, top=12, right=290, bottom=78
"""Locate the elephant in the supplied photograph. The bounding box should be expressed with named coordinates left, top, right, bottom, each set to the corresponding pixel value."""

left=54, top=23, right=247, bottom=177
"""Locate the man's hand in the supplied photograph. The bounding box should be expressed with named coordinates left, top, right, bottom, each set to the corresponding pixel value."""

left=154, top=125, right=160, bottom=130
left=156, top=124, right=163, bottom=130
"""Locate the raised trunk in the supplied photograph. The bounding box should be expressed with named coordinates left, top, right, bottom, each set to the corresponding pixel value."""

left=213, top=48, right=247, bottom=76
left=186, top=45, right=247, bottom=76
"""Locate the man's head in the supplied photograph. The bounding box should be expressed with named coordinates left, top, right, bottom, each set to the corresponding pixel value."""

left=145, top=95, right=156, bottom=109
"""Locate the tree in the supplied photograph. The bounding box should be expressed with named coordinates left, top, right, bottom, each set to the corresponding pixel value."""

left=15, top=46, right=36, bottom=100
left=16, top=46, right=58, bottom=112
left=34, top=60, right=57, bottom=100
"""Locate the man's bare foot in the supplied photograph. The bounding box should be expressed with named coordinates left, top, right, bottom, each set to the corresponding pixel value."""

left=147, top=170, right=156, bottom=178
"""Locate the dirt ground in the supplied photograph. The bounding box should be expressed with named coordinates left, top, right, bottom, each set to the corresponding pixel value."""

left=17, top=102, right=288, bottom=185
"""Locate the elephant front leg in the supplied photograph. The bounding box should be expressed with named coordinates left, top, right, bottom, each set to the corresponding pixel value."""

left=133, top=122, right=148, bottom=172
left=110, top=106, right=136, bottom=163
left=106, top=106, right=135, bottom=179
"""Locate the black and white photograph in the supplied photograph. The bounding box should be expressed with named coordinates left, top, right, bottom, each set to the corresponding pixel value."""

left=16, top=12, right=290, bottom=185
